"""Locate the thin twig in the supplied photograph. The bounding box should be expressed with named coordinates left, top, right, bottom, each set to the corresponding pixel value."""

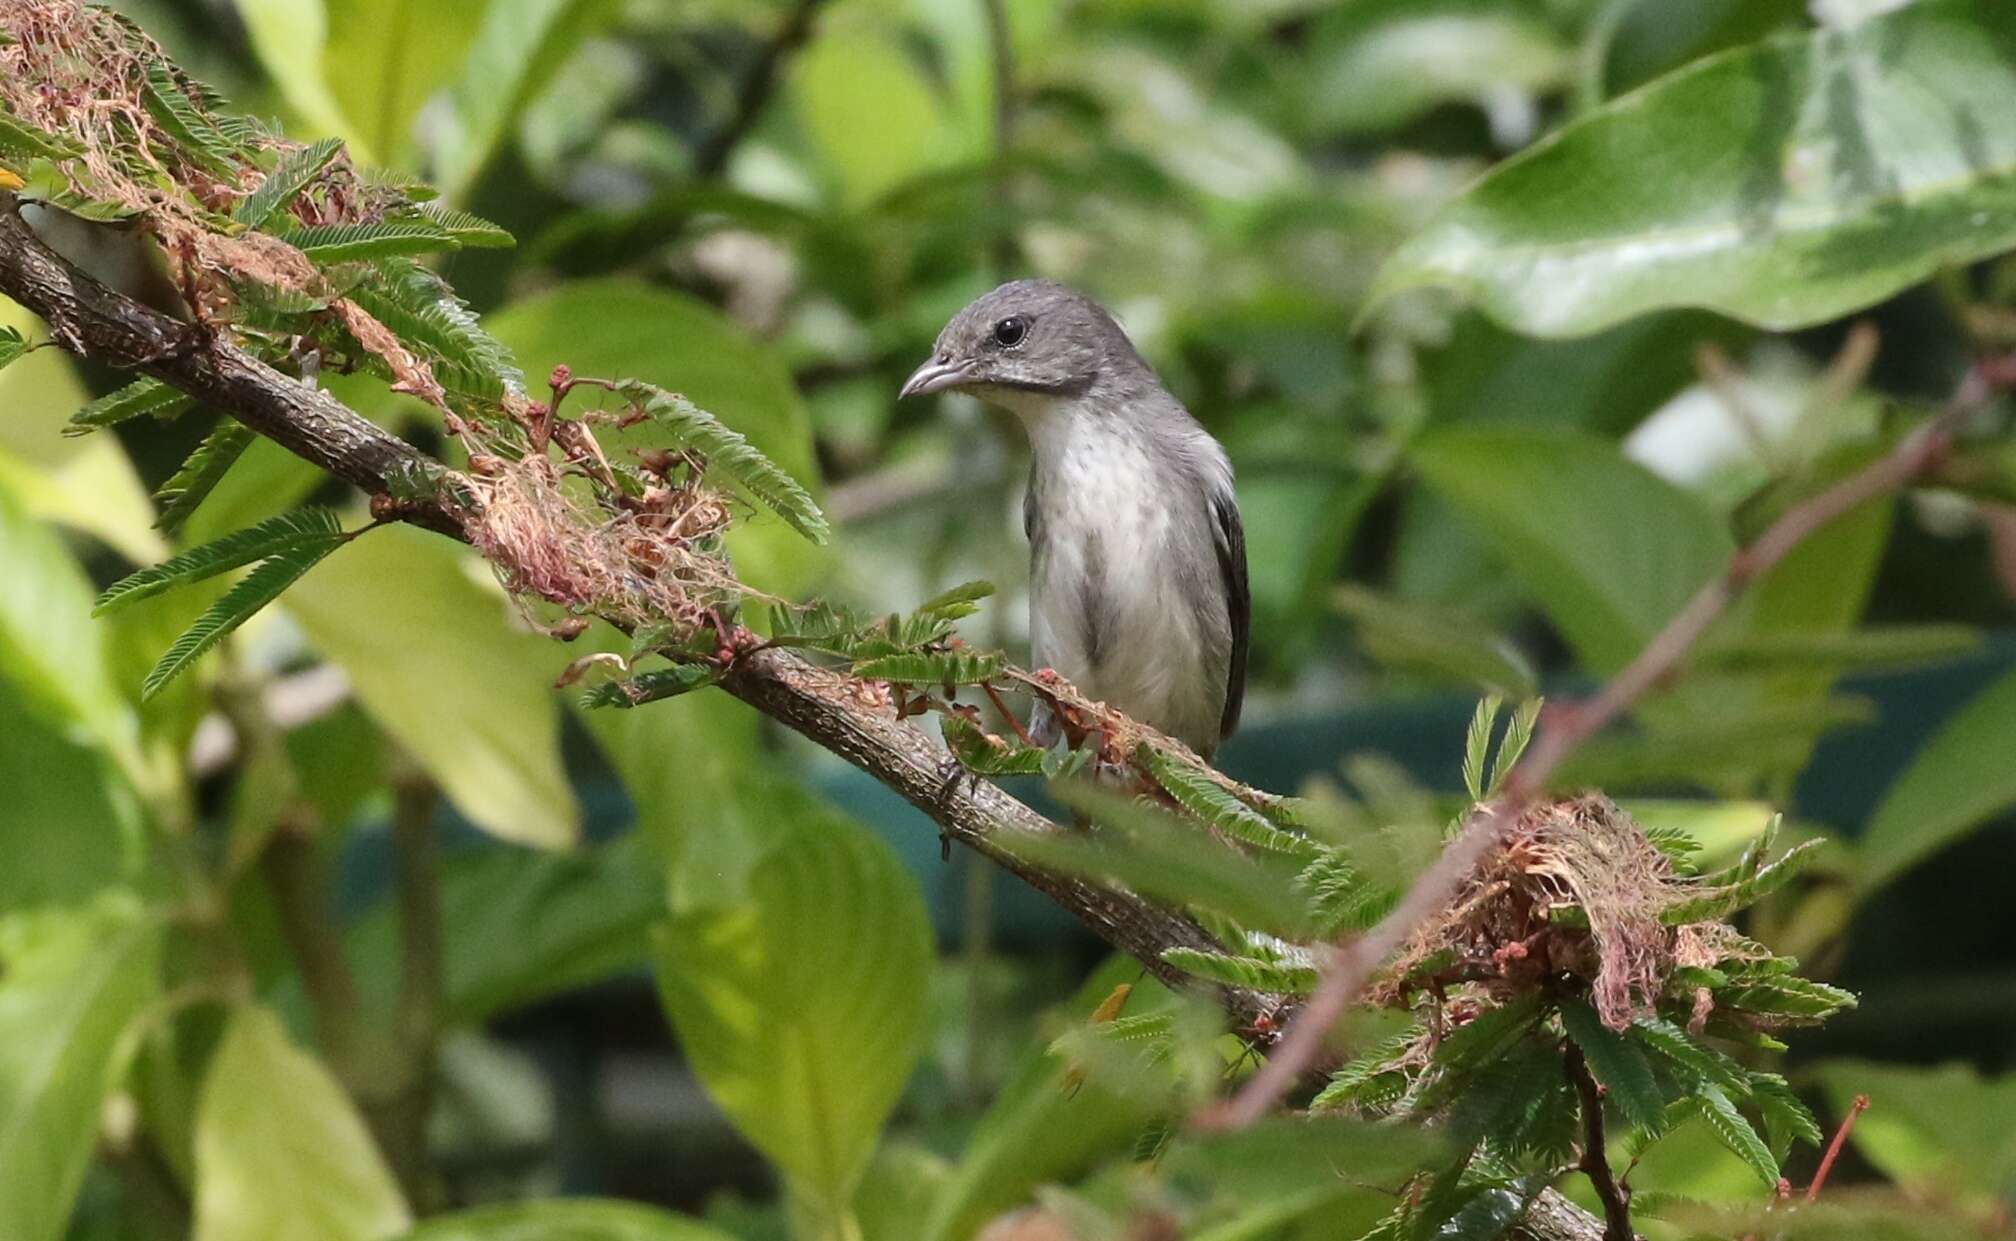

left=1205, top=358, right=2005, bottom=1131
left=1566, top=1042, right=1635, bottom=1241
left=1805, top=1093, right=1869, bottom=1203
left=692, top=0, right=826, bottom=177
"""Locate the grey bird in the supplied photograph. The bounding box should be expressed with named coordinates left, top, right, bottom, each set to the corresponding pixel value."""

left=901, top=279, right=1249, bottom=759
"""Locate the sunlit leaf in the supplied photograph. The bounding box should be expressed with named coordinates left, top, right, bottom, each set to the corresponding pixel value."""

left=652, top=800, right=932, bottom=1224
left=395, top=1199, right=737, bottom=1241
left=0, top=896, right=160, bottom=1241
left=284, top=525, right=579, bottom=849
left=193, top=1005, right=410, bottom=1241
left=1369, top=1, right=2016, bottom=336
left=429, top=0, right=611, bottom=202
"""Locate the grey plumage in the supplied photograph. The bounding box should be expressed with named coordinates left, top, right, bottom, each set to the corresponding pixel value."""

left=902, top=279, right=1249, bottom=757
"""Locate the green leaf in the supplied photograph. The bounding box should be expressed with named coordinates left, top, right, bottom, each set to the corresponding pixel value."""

left=1332, top=585, right=1535, bottom=698
left=1310, top=1021, right=1424, bottom=1113
left=919, top=960, right=1173, bottom=1241
left=235, top=136, right=344, bottom=228
left=97, top=509, right=346, bottom=616
left=1411, top=426, right=1730, bottom=678
left=769, top=600, right=872, bottom=656
left=615, top=380, right=830, bottom=545
left=429, top=0, right=610, bottom=202
left=65, top=376, right=195, bottom=436
left=289, top=220, right=460, bottom=264
left=0, top=897, right=161, bottom=1241
left=414, top=202, right=514, bottom=248
left=1161, top=947, right=1319, bottom=993
left=1859, top=663, right=2016, bottom=893
left=396, top=1199, right=738, bottom=1241
left=851, top=649, right=1004, bottom=685
left=652, top=803, right=933, bottom=1221
left=154, top=421, right=257, bottom=534
left=140, top=62, right=245, bottom=180
left=0, top=469, right=135, bottom=758
left=939, top=713, right=1046, bottom=776
left=1368, top=1, right=2016, bottom=336
left=1561, top=1001, right=1668, bottom=1134
left=0, top=109, right=84, bottom=161
left=332, top=833, right=659, bottom=1028
left=1162, top=1114, right=1444, bottom=1206
left=1749, top=1072, right=1823, bottom=1162
left=1658, top=837, right=1826, bottom=924
left=1309, top=5, right=1570, bottom=138
left=1491, top=698, right=1540, bottom=797
left=194, top=1005, right=411, bottom=1241
left=915, top=579, right=996, bottom=620
left=1429, top=994, right=1547, bottom=1077
left=0, top=326, right=26, bottom=373
left=143, top=537, right=344, bottom=700
left=0, top=680, right=136, bottom=913
left=1005, top=785, right=1316, bottom=940
left=345, top=259, right=523, bottom=401
left=1715, top=976, right=1857, bottom=1023
left=229, top=0, right=356, bottom=155
left=1138, top=746, right=1317, bottom=857
left=285, top=525, right=580, bottom=849
left=578, top=663, right=718, bottom=708
left=1688, top=1085, right=1779, bottom=1190
left=1630, top=1017, right=1749, bottom=1095
left=1461, top=694, right=1501, bottom=802
left=793, top=29, right=956, bottom=207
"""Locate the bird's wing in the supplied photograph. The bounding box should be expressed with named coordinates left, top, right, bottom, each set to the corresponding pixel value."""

left=1210, top=481, right=1250, bottom=742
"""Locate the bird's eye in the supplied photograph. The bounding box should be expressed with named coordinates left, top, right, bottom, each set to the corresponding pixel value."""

left=992, top=316, right=1027, bottom=348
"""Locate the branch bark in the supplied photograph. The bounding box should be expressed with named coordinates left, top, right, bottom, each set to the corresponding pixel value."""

left=0, top=193, right=1258, bottom=1012
left=1566, top=1041, right=1635, bottom=1241
left=0, top=193, right=1616, bottom=1241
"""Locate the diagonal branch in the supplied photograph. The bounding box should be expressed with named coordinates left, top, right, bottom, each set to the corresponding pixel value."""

left=0, top=186, right=1618, bottom=1241
left=0, top=193, right=1256, bottom=1013
left=1206, top=357, right=2005, bottom=1132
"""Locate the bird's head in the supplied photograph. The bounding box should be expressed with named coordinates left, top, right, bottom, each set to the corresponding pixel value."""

left=899, top=279, right=1140, bottom=409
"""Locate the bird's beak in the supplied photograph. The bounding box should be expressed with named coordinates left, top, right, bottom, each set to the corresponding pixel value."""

left=900, top=356, right=973, bottom=400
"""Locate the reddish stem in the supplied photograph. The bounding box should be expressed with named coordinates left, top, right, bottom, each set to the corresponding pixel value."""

left=1805, top=1094, right=1869, bottom=1203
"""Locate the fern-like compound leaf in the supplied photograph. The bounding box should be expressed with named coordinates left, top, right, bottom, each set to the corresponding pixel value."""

left=95, top=508, right=344, bottom=615
left=142, top=539, right=349, bottom=699
left=616, top=380, right=830, bottom=543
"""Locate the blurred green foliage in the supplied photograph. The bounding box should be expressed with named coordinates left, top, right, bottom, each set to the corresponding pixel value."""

left=3, top=0, right=2016, bottom=1239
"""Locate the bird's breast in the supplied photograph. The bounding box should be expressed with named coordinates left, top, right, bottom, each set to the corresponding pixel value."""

left=1026, top=417, right=1223, bottom=749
